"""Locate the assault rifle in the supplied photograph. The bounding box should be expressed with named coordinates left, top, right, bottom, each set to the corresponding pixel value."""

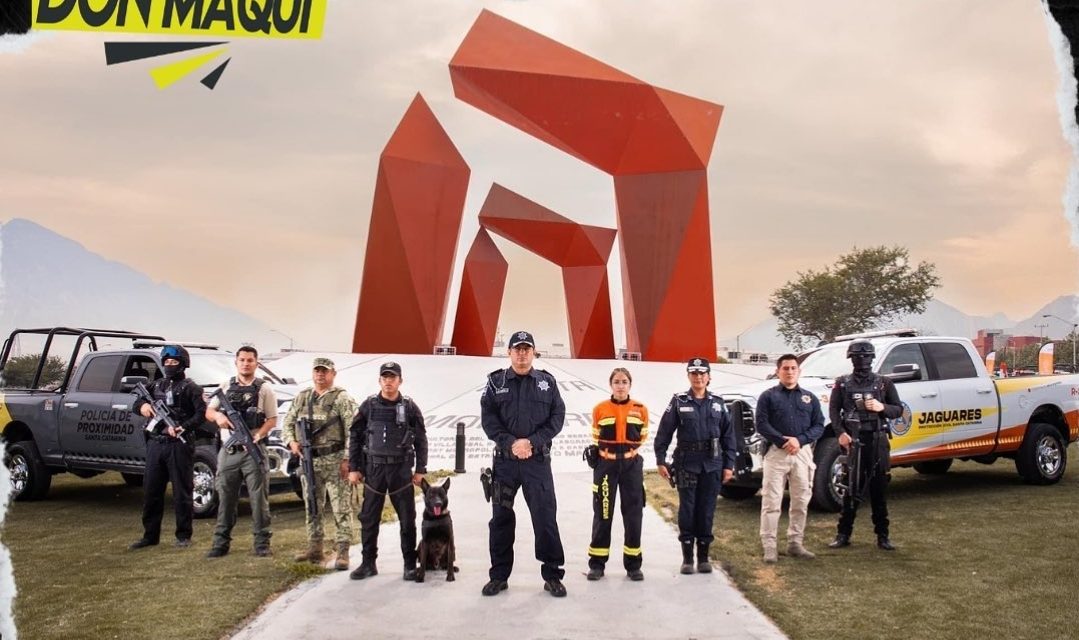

left=841, top=420, right=867, bottom=506
left=296, top=416, right=320, bottom=519
left=133, top=381, right=186, bottom=443
left=211, top=389, right=264, bottom=466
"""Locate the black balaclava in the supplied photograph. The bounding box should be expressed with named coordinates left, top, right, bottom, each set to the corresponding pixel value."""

left=851, top=353, right=874, bottom=376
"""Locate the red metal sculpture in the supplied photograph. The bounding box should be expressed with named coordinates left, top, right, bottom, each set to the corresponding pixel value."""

left=449, top=10, right=722, bottom=361
left=352, top=94, right=470, bottom=354
left=475, top=184, right=616, bottom=359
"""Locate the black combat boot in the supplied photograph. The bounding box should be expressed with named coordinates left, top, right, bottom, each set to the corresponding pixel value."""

left=680, top=541, right=695, bottom=575
left=696, top=542, right=713, bottom=574
left=876, top=536, right=896, bottom=551
left=828, top=534, right=851, bottom=549
left=350, top=560, right=378, bottom=580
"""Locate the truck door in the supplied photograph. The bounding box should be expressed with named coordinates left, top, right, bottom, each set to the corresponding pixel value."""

left=118, top=354, right=162, bottom=462
left=59, top=354, right=136, bottom=463
left=876, top=342, right=942, bottom=463
left=923, top=341, right=997, bottom=456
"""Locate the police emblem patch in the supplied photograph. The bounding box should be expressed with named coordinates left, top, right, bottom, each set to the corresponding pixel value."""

left=517, top=332, right=528, bottom=339
left=711, top=402, right=723, bottom=412
left=890, top=401, right=913, bottom=437
left=538, top=380, right=550, bottom=391
left=801, top=394, right=811, bottom=404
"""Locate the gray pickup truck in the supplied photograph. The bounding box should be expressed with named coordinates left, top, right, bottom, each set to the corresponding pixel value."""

left=0, top=327, right=298, bottom=517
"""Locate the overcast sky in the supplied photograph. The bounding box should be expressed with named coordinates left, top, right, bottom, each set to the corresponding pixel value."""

left=1, top=0, right=1076, bottom=353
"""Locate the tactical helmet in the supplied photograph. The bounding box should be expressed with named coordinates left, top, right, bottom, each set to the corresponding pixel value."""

left=160, top=344, right=190, bottom=369
left=845, top=340, right=875, bottom=358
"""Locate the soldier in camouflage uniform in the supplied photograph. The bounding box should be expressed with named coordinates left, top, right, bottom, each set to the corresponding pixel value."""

left=282, top=357, right=359, bottom=570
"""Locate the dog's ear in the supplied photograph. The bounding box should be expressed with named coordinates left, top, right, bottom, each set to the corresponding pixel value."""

left=442, top=477, right=451, bottom=491
left=421, top=477, right=430, bottom=492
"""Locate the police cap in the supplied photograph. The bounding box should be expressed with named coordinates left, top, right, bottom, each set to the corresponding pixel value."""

left=509, top=331, right=535, bottom=349
left=686, top=357, right=710, bottom=373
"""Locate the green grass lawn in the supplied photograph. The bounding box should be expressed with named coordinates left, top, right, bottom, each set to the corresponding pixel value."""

left=1, top=470, right=447, bottom=640
left=645, top=444, right=1079, bottom=640
left=3, top=455, right=1076, bottom=640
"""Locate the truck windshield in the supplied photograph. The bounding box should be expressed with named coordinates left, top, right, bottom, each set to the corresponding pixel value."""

left=188, top=353, right=284, bottom=386
left=799, top=345, right=856, bottom=379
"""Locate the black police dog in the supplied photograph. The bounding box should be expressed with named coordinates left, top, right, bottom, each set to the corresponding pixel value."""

left=415, top=477, right=457, bottom=583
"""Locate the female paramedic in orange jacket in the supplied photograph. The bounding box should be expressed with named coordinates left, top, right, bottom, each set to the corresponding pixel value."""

left=586, top=367, right=649, bottom=581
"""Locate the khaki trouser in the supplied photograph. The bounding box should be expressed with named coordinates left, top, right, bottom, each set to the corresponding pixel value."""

left=759, top=444, right=815, bottom=549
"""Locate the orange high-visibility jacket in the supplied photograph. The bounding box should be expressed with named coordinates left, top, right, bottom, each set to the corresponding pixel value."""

left=591, top=398, right=650, bottom=452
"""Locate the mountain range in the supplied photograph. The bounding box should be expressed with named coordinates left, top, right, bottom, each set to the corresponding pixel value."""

left=0, top=218, right=281, bottom=352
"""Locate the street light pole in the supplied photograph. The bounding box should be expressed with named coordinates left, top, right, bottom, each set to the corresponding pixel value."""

left=1042, top=314, right=1077, bottom=372
left=270, top=329, right=295, bottom=351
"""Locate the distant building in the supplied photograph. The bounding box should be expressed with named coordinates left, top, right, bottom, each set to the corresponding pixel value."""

left=971, top=329, right=1042, bottom=360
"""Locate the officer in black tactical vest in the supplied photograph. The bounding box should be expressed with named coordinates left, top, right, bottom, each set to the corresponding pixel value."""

left=480, top=331, right=568, bottom=598
left=828, top=340, right=904, bottom=551
left=655, top=357, right=738, bottom=574
left=129, top=345, right=207, bottom=550
left=205, top=345, right=278, bottom=558
left=348, top=361, right=428, bottom=581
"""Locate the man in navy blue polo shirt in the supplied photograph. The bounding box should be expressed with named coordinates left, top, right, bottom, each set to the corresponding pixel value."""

left=755, top=354, right=825, bottom=563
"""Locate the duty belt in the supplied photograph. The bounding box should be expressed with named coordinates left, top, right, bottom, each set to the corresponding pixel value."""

left=599, top=445, right=639, bottom=461
left=369, top=453, right=406, bottom=465
left=679, top=439, right=713, bottom=453
left=225, top=442, right=267, bottom=455
left=311, top=443, right=345, bottom=458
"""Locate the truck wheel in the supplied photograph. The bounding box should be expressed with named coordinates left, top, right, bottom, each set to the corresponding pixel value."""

left=5, top=440, right=51, bottom=501
left=192, top=446, right=219, bottom=519
left=121, top=473, right=143, bottom=487
left=718, top=484, right=758, bottom=500
left=811, top=438, right=843, bottom=512
left=1015, top=423, right=1067, bottom=485
left=913, top=459, right=953, bottom=475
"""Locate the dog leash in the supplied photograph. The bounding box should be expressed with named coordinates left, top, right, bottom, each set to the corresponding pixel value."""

left=362, top=482, right=415, bottom=497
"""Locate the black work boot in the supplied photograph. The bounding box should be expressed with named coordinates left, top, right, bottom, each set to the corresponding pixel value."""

left=543, top=578, right=567, bottom=597
left=350, top=560, right=378, bottom=580
left=680, top=541, right=695, bottom=575
left=586, top=566, right=604, bottom=581
left=877, top=536, right=896, bottom=551
left=403, top=564, right=419, bottom=581
left=696, top=543, right=713, bottom=574
left=828, top=534, right=851, bottom=549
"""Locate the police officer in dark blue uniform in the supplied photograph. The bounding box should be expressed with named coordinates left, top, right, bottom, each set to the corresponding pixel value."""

left=480, top=331, right=568, bottom=598
left=828, top=340, right=903, bottom=551
left=129, top=345, right=207, bottom=550
left=655, top=357, right=737, bottom=574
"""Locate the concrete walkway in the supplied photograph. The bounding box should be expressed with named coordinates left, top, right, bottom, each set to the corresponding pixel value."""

left=232, top=471, right=786, bottom=640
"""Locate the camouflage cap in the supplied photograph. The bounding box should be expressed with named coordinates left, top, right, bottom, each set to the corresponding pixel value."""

left=312, top=357, right=335, bottom=370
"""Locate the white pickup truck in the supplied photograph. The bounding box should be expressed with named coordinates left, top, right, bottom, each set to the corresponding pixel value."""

left=716, top=330, right=1079, bottom=511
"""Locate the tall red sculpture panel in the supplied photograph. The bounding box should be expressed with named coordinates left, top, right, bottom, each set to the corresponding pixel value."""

left=451, top=228, right=508, bottom=356
left=353, top=94, right=470, bottom=354
left=450, top=10, right=722, bottom=361
left=478, top=184, right=616, bottom=359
